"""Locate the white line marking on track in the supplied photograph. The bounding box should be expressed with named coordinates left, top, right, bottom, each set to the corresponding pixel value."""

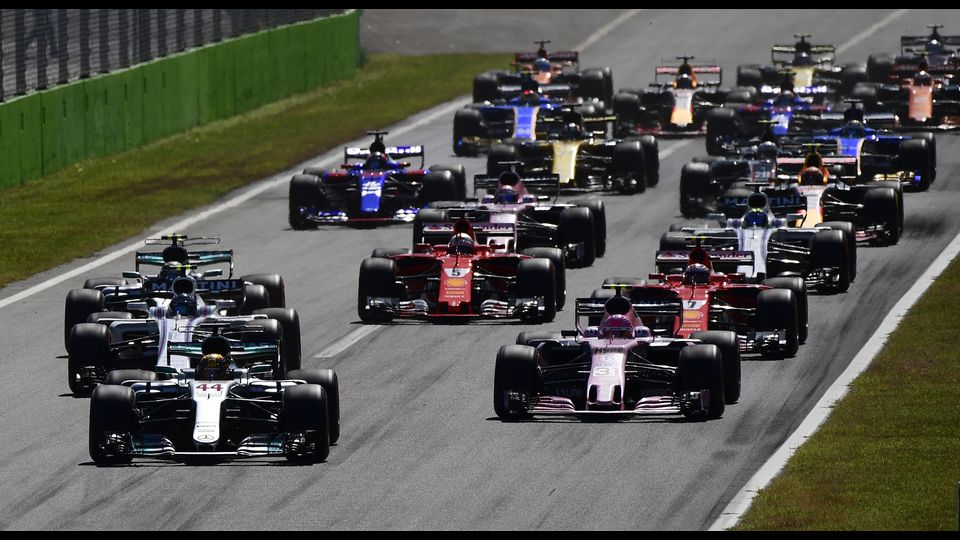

left=709, top=228, right=960, bottom=531
left=576, top=10, right=643, bottom=51
left=314, top=325, right=382, bottom=358
left=0, top=98, right=469, bottom=311
left=836, top=9, right=909, bottom=54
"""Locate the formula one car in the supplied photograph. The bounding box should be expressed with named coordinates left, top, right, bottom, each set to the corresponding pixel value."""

left=591, top=242, right=807, bottom=358
left=704, top=89, right=832, bottom=154
left=662, top=192, right=856, bottom=293
left=88, top=334, right=339, bottom=464
left=288, top=131, right=467, bottom=228
left=473, top=40, right=613, bottom=104
left=854, top=53, right=960, bottom=129
left=358, top=220, right=562, bottom=323
left=613, top=56, right=729, bottom=136
left=67, top=273, right=302, bottom=396
left=453, top=85, right=607, bottom=157
left=416, top=169, right=606, bottom=269
left=483, top=108, right=659, bottom=194
left=866, top=25, right=960, bottom=83
left=64, top=235, right=287, bottom=351
left=735, top=34, right=866, bottom=100
left=493, top=290, right=739, bottom=420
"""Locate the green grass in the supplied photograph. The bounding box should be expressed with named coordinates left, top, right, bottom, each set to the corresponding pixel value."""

left=0, top=52, right=510, bottom=288
left=735, top=254, right=960, bottom=530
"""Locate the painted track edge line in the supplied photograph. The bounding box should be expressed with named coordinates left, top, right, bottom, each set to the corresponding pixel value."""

left=709, top=227, right=960, bottom=531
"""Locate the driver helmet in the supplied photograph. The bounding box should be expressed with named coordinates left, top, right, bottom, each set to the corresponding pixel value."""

left=534, top=58, right=551, bottom=73
left=682, top=263, right=711, bottom=285
left=600, top=314, right=634, bottom=339
left=448, top=233, right=475, bottom=255
left=799, top=166, right=826, bottom=186
left=773, top=90, right=796, bottom=107
left=169, top=277, right=198, bottom=317
left=841, top=119, right=866, bottom=137
left=743, top=208, right=769, bottom=228
left=363, top=152, right=389, bottom=171
left=756, top=141, right=779, bottom=161
left=914, top=70, right=933, bottom=86
left=158, top=261, right=186, bottom=282
left=793, top=51, right=814, bottom=66
left=196, top=353, right=231, bottom=381
left=843, top=105, right=865, bottom=123
left=494, top=185, right=520, bottom=204
left=803, top=150, right=824, bottom=169
left=675, top=73, right=695, bottom=89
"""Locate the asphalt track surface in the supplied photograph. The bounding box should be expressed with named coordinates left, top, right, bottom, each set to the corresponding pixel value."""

left=1, top=9, right=957, bottom=530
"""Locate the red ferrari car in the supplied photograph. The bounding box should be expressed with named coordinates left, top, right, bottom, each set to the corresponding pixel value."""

left=358, top=220, right=562, bottom=323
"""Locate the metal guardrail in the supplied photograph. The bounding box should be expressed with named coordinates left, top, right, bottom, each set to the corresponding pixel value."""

left=0, top=9, right=345, bottom=101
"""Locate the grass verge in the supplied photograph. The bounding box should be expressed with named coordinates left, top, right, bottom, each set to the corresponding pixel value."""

left=0, top=52, right=510, bottom=289
left=735, top=254, right=960, bottom=530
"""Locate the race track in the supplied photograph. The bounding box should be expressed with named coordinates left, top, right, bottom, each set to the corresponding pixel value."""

left=1, top=9, right=957, bottom=530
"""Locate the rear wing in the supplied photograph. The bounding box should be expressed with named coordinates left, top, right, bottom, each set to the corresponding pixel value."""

left=654, top=64, right=722, bottom=86
left=574, top=296, right=682, bottom=335
left=142, top=278, right=246, bottom=296
left=419, top=221, right=516, bottom=246
left=775, top=155, right=858, bottom=171
left=816, top=111, right=899, bottom=129
left=135, top=250, right=234, bottom=273
left=165, top=340, right=279, bottom=368
left=771, top=43, right=835, bottom=65
left=474, top=173, right=560, bottom=196
left=890, top=60, right=957, bottom=77
left=497, top=83, right=573, bottom=100
left=655, top=250, right=755, bottom=272
left=901, top=34, right=960, bottom=53
left=515, top=51, right=579, bottom=64
left=344, top=145, right=425, bottom=167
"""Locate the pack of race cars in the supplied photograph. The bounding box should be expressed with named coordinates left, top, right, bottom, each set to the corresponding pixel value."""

left=66, top=29, right=952, bottom=465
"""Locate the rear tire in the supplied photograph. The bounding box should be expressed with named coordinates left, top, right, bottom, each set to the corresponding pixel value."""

left=570, top=198, right=607, bottom=257
left=65, top=288, right=105, bottom=352
left=864, top=187, right=901, bottom=245
left=811, top=229, right=851, bottom=293
left=706, top=108, right=738, bottom=156
left=254, top=308, right=302, bottom=373
left=68, top=323, right=110, bottom=396
left=558, top=207, right=596, bottom=268
left=612, top=140, right=646, bottom=194
left=679, top=162, right=713, bottom=218
left=762, top=277, right=808, bottom=345
left=239, top=284, right=271, bottom=315
left=104, top=369, right=157, bottom=385
left=412, top=208, right=450, bottom=246
left=521, top=247, right=566, bottom=310
left=241, top=274, right=285, bottom=309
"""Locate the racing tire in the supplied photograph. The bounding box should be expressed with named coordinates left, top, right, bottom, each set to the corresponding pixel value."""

left=907, top=132, right=936, bottom=183
left=281, top=384, right=331, bottom=463
left=65, top=288, right=105, bottom=352
left=558, top=207, right=596, bottom=268
left=371, top=248, right=411, bottom=258
left=241, top=274, right=286, bottom=309
left=486, top=144, right=519, bottom=178
left=517, top=258, right=557, bottom=323
left=690, top=331, right=741, bottom=404
left=412, top=208, right=450, bottom=246
left=676, top=344, right=725, bottom=420
left=638, top=135, right=660, bottom=188
left=239, top=284, right=271, bottom=315
left=811, top=229, right=851, bottom=293
left=867, top=54, right=893, bottom=82
left=83, top=277, right=127, bottom=289
left=897, top=139, right=934, bottom=191
left=724, top=89, right=754, bottom=103
left=613, top=92, right=641, bottom=122
left=286, top=368, right=340, bottom=445
left=104, top=369, right=157, bottom=385
left=254, top=308, right=302, bottom=373
left=570, top=198, right=607, bottom=257
left=453, top=108, right=485, bottom=157
left=515, top=331, right=564, bottom=346
left=521, top=247, right=566, bottom=311
left=239, top=318, right=285, bottom=374
left=428, top=164, right=468, bottom=201
left=89, top=384, right=137, bottom=465
left=473, top=72, right=501, bottom=103
left=289, top=174, right=325, bottom=230
left=679, top=162, right=713, bottom=218
left=69, top=323, right=110, bottom=396
left=358, top=257, right=398, bottom=324
left=612, top=140, right=646, bottom=195
left=840, top=64, right=868, bottom=95
left=735, top=65, right=762, bottom=90
left=851, top=84, right=879, bottom=111
left=872, top=181, right=904, bottom=234
left=578, top=69, right=608, bottom=102
left=762, top=277, right=808, bottom=345
left=705, top=108, right=738, bottom=156
left=756, top=288, right=800, bottom=359
left=421, top=170, right=459, bottom=206
left=819, top=222, right=857, bottom=283
left=659, top=232, right=690, bottom=251
left=863, top=187, right=901, bottom=245
left=493, top=345, right=539, bottom=420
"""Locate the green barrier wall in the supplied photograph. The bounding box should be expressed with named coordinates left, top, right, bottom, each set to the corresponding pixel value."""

left=0, top=10, right=360, bottom=189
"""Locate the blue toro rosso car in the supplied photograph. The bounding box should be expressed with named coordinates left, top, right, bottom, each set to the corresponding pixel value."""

left=452, top=85, right=607, bottom=157
left=288, top=132, right=467, bottom=228
left=704, top=89, right=831, bottom=154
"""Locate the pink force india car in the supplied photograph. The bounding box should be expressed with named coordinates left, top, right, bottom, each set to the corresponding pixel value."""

left=493, top=290, right=741, bottom=421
